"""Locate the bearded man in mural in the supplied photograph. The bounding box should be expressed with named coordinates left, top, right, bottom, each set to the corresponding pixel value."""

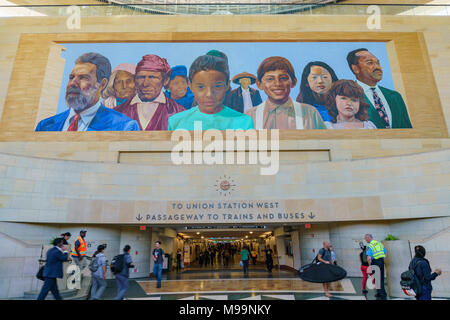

left=35, top=52, right=140, bottom=131
left=347, top=48, right=412, bottom=129
left=114, top=54, right=185, bottom=130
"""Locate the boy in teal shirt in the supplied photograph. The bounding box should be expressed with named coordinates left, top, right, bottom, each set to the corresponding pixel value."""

left=168, top=52, right=254, bottom=131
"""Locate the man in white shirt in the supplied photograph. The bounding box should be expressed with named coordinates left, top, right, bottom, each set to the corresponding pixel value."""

left=346, top=48, right=412, bottom=129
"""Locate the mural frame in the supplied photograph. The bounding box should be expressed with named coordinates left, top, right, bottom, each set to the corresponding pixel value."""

left=0, top=31, right=447, bottom=141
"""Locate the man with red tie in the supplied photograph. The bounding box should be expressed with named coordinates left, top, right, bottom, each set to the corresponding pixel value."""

left=35, top=52, right=139, bottom=131
left=347, top=48, right=412, bottom=129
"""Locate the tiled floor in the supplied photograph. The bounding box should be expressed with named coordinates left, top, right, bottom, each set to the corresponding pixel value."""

left=96, top=261, right=449, bottom=301
left=137, top=277, right=349, bottom=295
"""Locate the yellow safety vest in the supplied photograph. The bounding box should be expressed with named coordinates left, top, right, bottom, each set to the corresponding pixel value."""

left=71, top=236, right=87, bottom=257
left=368, top=240, right=386, bottom=260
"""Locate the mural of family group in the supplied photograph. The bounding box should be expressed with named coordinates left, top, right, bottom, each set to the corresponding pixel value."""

left=35, top=42, right=412, bottom=132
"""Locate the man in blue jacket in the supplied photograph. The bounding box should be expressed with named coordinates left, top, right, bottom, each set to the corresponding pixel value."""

left=37, top=237, right=69, bottom=300
left=35, top=52, right=139, bottom=132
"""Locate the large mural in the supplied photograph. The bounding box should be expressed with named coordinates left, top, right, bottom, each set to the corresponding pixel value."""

left=35, top=42, right=412, bottom=132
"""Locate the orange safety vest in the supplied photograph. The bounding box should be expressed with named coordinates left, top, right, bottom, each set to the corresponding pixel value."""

left=71, top=236, right=87, bottom=257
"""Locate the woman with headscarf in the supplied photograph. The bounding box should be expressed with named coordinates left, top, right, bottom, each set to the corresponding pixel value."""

left=296, top=61, right=338, bottom=122
left=102, top=63, right=136, bottom=109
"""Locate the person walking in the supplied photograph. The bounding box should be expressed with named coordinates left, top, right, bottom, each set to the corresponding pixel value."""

left=251, top=249, right=258, bottom=265
left=318, top=241, right=333, bottom=298
left=176, top=249, right=182, bottom=272
left=210, top=249, right=216, bottom=267
left=60, top=232, right=71, bottom=245
left=152, top=241, right=165, bottom=289
left=359, top=242, right=370, bottom=294
left=219, top=248, right=224, bottom=266
left=330, top=246, right=337, bottom=265
left=114, top=245, right=134, bottom=300
left=199, top=250, right=204, bottom=267
left=224, top=248, right=230, bottom=267
left=90, top=244, right=107, bottom=300
left=71, top=230, right=88, bottom=270
left=365, top=234, right=387, bottom=300
left=240, top=245, right=250, bottom=276
left=264, top=245, right=274, bottom=273
left=37, top=237, right=68, bottom=300
left=410, top=245, right=441, bottom=300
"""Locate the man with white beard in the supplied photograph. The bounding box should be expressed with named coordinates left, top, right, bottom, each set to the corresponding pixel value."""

left=36, top=52, right=139, bottom=131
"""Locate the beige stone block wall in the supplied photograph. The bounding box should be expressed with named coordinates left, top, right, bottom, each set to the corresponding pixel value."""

left=0, top=148, right=448, bottom=225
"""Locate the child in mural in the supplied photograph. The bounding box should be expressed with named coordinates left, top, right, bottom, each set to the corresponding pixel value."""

left=224, top=72, right=262, bottom=113
left=296, top=61, right=339, bottom=122
left=102, top=63, right=136, bottom=109
left=35, top=52, right=139, bottom=131
left=164, top=65, right=195, bottom=110
left=168, top=51, right=254, bottom=130
left=323, top=79, right=377, bottom=129
left=114, top=54, right=185, bottom=130
left=245, top=56, right=326, bottom=130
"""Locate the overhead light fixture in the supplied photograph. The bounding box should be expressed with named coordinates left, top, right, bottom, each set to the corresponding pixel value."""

left=249, top=231, right=253, bottom=234
left=196, top=232, right=200, bottom=235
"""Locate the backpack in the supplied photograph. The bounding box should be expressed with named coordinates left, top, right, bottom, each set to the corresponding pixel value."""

left=400, top=260, right=423, bottom=297
left=89, top=256, right=99, bottom=273
left=361, top=249, right=368, bottom=265
left=36, top=265, right=45, bottom=281
left=110, top=254, right=125, bottom=274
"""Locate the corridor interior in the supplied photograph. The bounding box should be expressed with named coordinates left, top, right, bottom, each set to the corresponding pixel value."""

left=131, top=224, right=358, bottom=300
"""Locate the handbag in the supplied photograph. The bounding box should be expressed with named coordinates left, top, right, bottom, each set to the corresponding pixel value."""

left=298, top=255, right=347, bottom=283
left=239, top=260, right=243, bottom=267
left=36, top=265, right=45, bottom=281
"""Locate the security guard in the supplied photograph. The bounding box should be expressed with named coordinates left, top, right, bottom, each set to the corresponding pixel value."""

left=72, top=230, right=87, bottom=270
left=365, top=233, right=387, bottom=299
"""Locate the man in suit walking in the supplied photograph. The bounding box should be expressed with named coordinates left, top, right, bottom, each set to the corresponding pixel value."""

left=347, top=48, right=412, bottom=129
left=37, top=237, right=69, bottom=300
left=35, top=52, right=139, bottom=131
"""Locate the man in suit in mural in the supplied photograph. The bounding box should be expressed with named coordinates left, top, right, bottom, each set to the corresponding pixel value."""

left=114, top=54, right=185, bottom=131
left=224, top=72, right=262, bottom=113
left=347, top=48, right=412, bottom=129
left=36, top=52, right=139, bottom=132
